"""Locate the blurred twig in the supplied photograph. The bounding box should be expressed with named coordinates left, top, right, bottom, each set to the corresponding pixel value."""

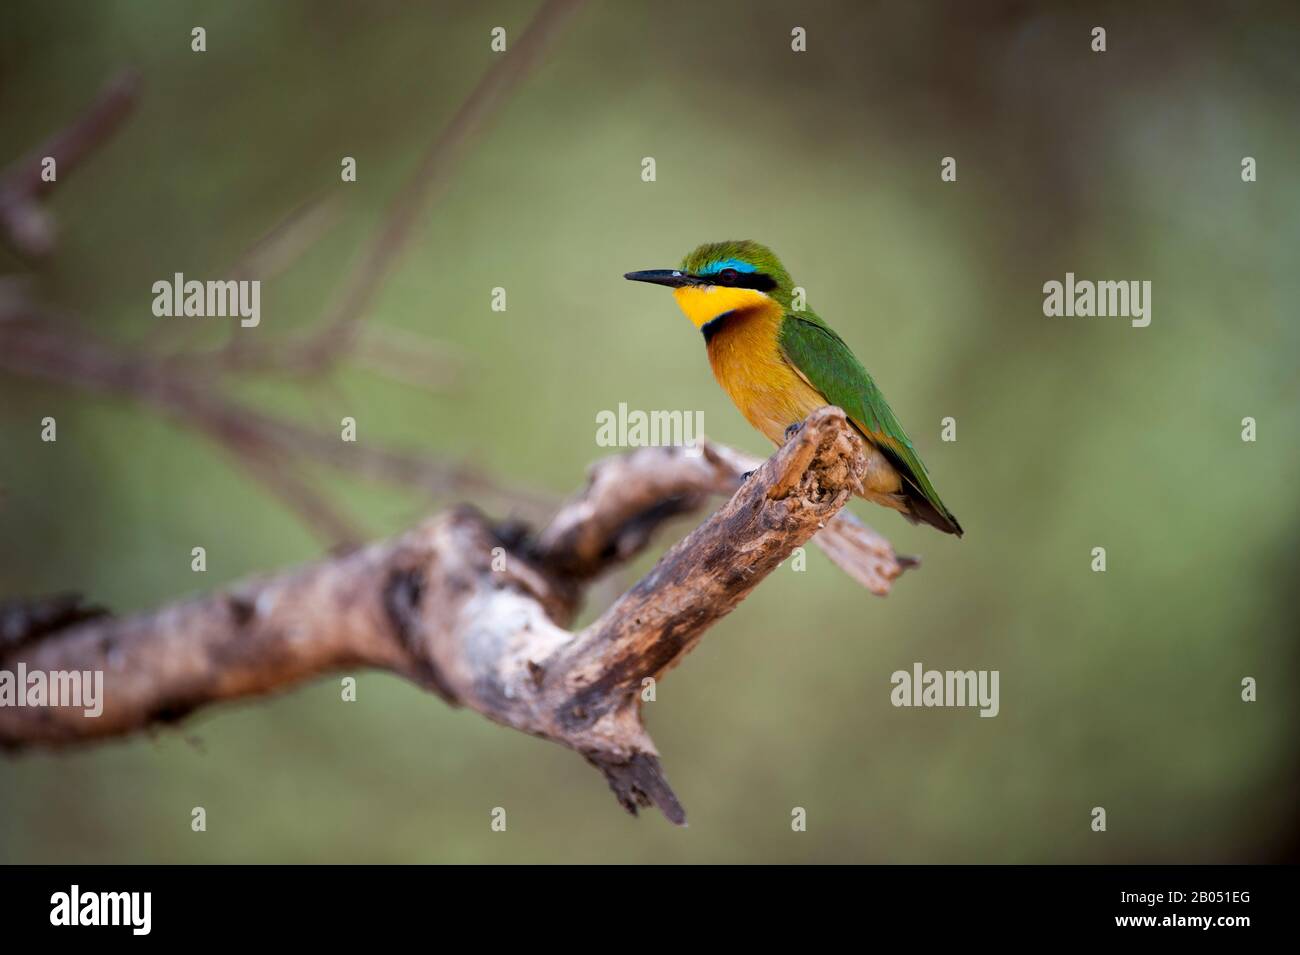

left=201, top=0, right=589, bottom=377
left=0, top=1, right=587, bottom=544
left=349, top=325, right=466, bottom=393
left=299, top=0, right=588, bottom=368
left=226, top=196, right=343, bottom=285
left=0, top=310, right=552, bottom=544
left=0, top=70, right=139, bottom=258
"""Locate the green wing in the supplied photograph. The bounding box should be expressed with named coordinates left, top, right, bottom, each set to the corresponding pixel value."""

left=778, top=313, right=962, bottom=535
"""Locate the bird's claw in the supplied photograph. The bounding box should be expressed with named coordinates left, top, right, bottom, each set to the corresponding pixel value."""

left=783, top=421, right=804, bottom=441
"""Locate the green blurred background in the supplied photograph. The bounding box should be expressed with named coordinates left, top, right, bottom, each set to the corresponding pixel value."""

left=1, top=0, right=1297, bottom=863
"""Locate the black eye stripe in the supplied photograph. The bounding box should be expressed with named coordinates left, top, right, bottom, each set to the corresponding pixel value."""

left=697, top=270, right=777, bottom=291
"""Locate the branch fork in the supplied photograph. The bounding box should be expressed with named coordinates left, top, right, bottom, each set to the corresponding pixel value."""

left=1, top=408, right=909, bottom=823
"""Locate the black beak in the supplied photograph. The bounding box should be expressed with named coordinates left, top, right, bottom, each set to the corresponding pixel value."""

left=624, top=269, right=695, bottom=288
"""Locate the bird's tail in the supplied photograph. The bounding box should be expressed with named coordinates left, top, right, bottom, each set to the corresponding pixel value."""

left=898, top=485, right=964, bottom=537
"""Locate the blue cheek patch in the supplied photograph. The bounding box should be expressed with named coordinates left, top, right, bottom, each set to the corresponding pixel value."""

left=699, top=258, right=758, bottom=275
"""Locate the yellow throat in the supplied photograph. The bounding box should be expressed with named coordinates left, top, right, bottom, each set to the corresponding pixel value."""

left=672, top=285, right=775, bottom=329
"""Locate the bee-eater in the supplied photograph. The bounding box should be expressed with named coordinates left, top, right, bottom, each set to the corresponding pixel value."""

left=626, top=240, right=962, bottom=536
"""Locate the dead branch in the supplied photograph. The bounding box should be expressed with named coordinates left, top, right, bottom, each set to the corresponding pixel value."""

left=533, top=436, right=904, bottom=594
left=0, top=407, right=908, bottom=824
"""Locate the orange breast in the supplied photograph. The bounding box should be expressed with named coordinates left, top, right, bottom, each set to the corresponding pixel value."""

left=701, top=304, right=905, bottom=503
left=703, top=305, right=827, bottom=445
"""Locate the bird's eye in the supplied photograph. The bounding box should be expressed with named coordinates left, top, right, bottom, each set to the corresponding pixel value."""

left=718, top=268, right=739, bottom=284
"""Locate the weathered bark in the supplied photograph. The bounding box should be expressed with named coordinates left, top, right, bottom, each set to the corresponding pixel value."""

left=0, top=407, right=908, bottom=823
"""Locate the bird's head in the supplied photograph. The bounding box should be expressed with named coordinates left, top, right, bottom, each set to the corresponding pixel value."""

left=625, top=240, right=795, bottom=330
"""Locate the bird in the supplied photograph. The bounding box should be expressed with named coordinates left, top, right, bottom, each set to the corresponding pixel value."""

left=625, top=239, right=963, bottom=537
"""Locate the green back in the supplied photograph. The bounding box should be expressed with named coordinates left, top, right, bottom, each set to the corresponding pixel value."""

left=778, top=312, right=956, bottom=525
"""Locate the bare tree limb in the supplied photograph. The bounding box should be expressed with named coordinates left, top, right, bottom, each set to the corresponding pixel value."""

left=0, top=408, right=908, bottom=824
left=533, top=435, right=906, bottom=594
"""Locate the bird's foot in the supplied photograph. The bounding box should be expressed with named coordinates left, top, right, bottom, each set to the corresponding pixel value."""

left=783, top=421, right=804, bottom=442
